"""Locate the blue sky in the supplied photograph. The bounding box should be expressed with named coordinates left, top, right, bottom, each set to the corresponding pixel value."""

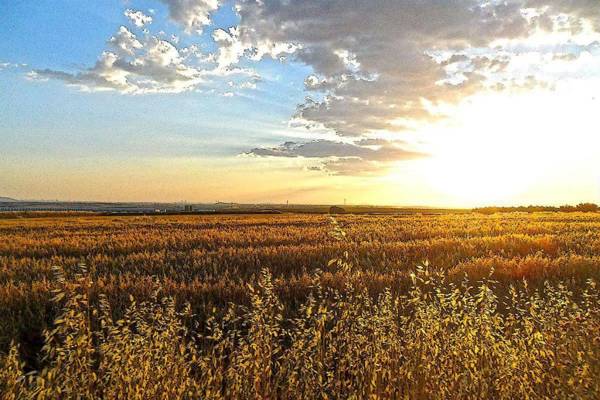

left=1, top=1, right=599, bottom=205
left=0, top=1, right=311, bottom=161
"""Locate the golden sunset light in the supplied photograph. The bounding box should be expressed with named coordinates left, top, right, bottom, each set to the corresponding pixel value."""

left=2, top=1, right=600, bottom=398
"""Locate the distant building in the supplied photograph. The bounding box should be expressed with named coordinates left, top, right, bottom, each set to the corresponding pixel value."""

left=184, top=205, right=193, bottom=212
left=329, top=206, right=346, bottom=214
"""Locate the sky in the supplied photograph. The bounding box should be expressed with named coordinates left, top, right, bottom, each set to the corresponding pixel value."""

left=1, top=0, right=599, bottom=207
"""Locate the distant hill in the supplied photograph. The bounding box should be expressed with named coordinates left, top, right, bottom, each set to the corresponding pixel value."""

left=0, top=197, right=17, bottom=202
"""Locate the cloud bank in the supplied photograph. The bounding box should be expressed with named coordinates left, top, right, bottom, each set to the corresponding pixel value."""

left=233, top=0, right=600, bottom=137
left=23, top=0, right=600, bottom=174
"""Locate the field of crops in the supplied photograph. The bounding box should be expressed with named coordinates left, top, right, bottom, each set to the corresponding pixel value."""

left=2, top=212, right=600, bottom=398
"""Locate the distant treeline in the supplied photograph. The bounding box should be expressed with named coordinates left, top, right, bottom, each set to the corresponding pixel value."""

left=474, top=203, right=599, bottom=214
left=0, top=211, right=101, bottom=219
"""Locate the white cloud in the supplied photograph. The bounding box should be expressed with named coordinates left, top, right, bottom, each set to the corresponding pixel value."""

left=0, top=61, right=27, bottom=70
left=158, top=0, right=219, bottom=34
left=29, top=5, right=264, bottom=95
left=124, top=9, right=153, bottom=28
left=212, top=27, right=245, bottom=69
left=109, top=26, right=143, bottom=56
left=32, top=28, right=209, bottom=94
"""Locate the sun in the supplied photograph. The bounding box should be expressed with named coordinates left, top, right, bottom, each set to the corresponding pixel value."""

left=425, top=145, right=534, bottom=206
left=419, top=88, right=593, bottom=206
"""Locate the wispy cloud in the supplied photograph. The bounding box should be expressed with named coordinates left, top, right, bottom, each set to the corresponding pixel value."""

left=246, top=139, right=426, bottom=175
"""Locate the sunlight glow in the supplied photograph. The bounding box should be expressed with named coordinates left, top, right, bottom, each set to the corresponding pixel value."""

left=420, top=85, right=600, bottom=206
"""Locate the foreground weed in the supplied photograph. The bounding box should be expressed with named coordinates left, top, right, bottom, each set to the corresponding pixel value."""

left=2, top=264, right=599, bottom=399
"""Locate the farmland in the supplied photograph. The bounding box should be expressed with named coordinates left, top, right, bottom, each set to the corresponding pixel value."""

left=2, top=212, right=600, bottom=398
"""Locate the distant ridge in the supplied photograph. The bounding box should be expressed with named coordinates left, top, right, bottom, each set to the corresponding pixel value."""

left=0, top=197, right=17, bottom=202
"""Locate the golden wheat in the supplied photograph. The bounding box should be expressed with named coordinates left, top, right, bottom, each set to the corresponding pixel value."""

left=1, top=212, right=600, bottom=398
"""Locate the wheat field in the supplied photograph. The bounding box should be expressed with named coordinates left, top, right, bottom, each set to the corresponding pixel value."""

left=1, top=212, right=600, bottom=399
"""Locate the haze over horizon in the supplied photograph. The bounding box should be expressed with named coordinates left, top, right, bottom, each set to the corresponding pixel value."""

left=2, top=1, right=600, bottom=207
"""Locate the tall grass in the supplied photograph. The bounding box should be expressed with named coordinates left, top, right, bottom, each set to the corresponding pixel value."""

left=2, top=263, right=599, bottom=399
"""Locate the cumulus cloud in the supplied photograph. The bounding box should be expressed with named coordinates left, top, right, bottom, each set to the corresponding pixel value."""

left=211, top=27, right=298, bottom=70
left=29, top=11, right=263, bottom=95
left=231, top=0, right=600, bottom=140
left=158, top=0, right=219, bottom=34
left=232, top=0, right=600, bottom=174
left=31, top=27, right=209, bottom=93
left=109, top=26, right=143, bottom=56
left=231, top=0, right=536, bottom=137
left=212, top=27, right=246, bottom=69
left=124, top=9, right=153, bottom=28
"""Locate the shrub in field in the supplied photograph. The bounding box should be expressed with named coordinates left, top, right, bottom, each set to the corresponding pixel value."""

left=2, top=264, right=600, bottom=399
